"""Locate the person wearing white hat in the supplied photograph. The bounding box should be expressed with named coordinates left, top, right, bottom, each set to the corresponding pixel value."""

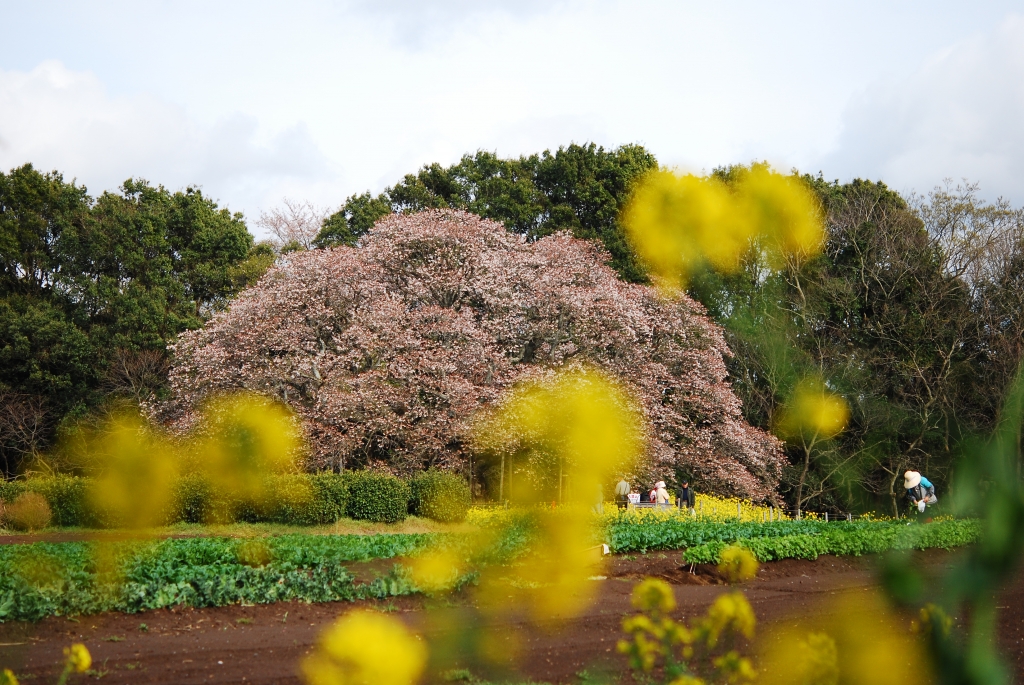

left=904, top=470, right=937, bottom=513
left=654, top=480, right=671, bottom=509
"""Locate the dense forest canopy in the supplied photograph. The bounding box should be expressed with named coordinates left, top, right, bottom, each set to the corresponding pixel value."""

left=3, top=144, right=1022, bottom=515
left=0, top=164, right=273, bottom=474
left=314, top=143, right=658, bottom=283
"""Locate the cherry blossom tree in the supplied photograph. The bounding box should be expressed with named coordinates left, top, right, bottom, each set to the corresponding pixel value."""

left=161, top=210, right=785, bottom=500
left=256, top=198, right=329, bottom=252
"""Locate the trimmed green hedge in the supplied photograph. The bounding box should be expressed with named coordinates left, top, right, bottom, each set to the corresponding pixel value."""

left=0, top=476, right=92, bottom=527
left=346, top=471, right=409, bottom=523
left=409, top=470, right=470, bottom=523
left=0, top=471, right=356, bottom=529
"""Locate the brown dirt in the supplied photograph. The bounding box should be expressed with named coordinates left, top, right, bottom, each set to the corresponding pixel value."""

left=1, top=549, right=1021, bottom=684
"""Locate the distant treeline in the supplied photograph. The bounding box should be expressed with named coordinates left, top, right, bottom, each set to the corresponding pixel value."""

left=2, top=144, right=1022, bottom=515
left=0, top=168, right=274, bottom=474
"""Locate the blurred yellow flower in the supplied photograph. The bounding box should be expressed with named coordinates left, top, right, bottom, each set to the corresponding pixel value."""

left=757, top=590, right=930, bottom=685
left=0, top=668, right=18, bottom=685
left=631, top=577, right=677, bottom=614
left=699, top=592, right=756, bottom=647
left=718, top=546, right=760, bottom=583
left=64, top=643, right=92, bottom=673
left=196, top=393, right=304, bottom=512
left=409, top=548, right=463, bottom=593
left=472, top=366, right=644, bottom=622
left=775, top=378, right=849, bottom=441
left=668, top=676, right=706, bottom=685
left=77, top=412, right=179, bottom=528
left=624, top=171, right=753, bottom=287
left=623, top=167, right=824, bottom=288
left=913, top=603, right=953, bottom=639
left=712, top=650, right=757, bottom=685
left=737, top=166, right=825, bottom=264
left=301, top=610, right=427, bottom=685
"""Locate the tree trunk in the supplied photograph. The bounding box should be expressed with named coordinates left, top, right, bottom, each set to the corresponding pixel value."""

left=499, top=454, right=505, bottom=503
left=795, top=441, right=811, bottom=519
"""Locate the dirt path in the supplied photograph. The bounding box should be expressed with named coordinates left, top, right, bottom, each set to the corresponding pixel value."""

left=2, top=549, right=1021, bottom=684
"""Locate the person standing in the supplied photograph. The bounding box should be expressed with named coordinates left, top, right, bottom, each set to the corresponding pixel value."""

left=905, top=470, right=937, bottom=513
left=655, top=480, right=670, bottom=509
left=676, top=480, right=695, bottom=514
left=614, top=476, right=631, bottom=510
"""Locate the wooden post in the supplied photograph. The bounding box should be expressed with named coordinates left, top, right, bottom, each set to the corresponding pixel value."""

left=825, top=512, right=829, bottom=522
left=737, top=502, right=742, bottom=519
left=499, top=454, right=505, bottom=504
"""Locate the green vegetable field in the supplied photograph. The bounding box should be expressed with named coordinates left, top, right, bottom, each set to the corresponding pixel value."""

left=0, top=534, right=435, bottom=622
left=0, top=515, right=980, bottom=623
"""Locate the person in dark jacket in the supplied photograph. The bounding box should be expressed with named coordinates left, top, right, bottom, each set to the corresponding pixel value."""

left=676, top=480, right=695, bottom=514
left=904, top=470, right=937, bottom=513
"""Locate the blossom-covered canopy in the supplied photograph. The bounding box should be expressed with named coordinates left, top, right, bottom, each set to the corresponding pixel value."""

left=163, top=210, right=784, bottom=499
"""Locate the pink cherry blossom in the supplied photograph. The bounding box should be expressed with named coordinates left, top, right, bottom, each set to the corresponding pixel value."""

left=159, top=210, right=784, bottom=501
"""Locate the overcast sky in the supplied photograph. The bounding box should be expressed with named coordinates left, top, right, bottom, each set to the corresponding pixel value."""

left=1, top=1, right=1022, bottom=236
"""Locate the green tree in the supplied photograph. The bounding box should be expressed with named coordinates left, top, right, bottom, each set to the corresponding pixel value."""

left=690, top=169, right=993, bottom=515
left=315, top=143, right=658, bottom=281
left=0, top=165, right=269, bottom=475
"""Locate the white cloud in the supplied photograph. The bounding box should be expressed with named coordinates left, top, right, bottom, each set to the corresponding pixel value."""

left=822, top=14, right=1024, bottom=202
left=0, top=60, right=336, bottom=224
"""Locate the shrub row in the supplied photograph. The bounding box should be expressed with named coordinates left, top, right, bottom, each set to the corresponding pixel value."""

left=0, top=469, right=471, bottom=530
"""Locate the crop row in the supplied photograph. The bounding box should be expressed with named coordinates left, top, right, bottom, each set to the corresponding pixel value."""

left=0, top=533, right=436, bottom=622
left=680, top=519, right=981, bottom=563
left=0, top=515, right=979, bottom=622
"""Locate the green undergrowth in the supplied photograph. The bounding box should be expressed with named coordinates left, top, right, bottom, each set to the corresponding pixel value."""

left=605, top=515, right=980, bottom=555
left=0, top=533, right=436, bottom=622
left=0, top=512, right=538, bottom=622
left=679, top=518, right=980, bottom=564
left=0, top=511, right=979, bottom=622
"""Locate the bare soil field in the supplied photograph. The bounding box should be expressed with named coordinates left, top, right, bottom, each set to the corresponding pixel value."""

left=1, top=549, right=1021, bottom=684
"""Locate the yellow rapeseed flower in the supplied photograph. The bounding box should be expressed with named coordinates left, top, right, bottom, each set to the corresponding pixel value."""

left=1, top=668, right=19, bottom=685
left=78, top=412, right=180, bottom=529
left=736, top=166, right=825, bottom=264
left=631, top=577, right=677, bottom=615
left=718, top=546, right=760, bottom=583
left=64, top=643, right=92, bottom=672
left=301, top=610, right=427, bottom=685
left=623, top=167, right=824, bottom=289
left=472, top=366, right=644, bottom=622
left=408, top=548, right=463, bottom=593
left=757, top=590, right=930, bottom=685
left=775, top=378, right=849, bottom=441
left=712, top=650, right=757, bottom=685
left=196, top=393, right=305, bottom=514
left=668, top=676, right=706, bottom=685
left=700, top=592, right=756, bottom=647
